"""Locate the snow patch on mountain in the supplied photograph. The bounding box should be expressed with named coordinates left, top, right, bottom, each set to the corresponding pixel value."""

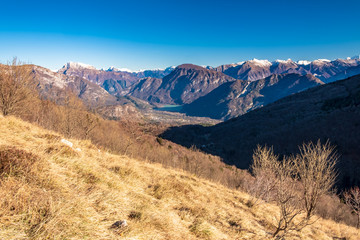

left=313, top=59, right=331, bottom=64
left=274, top=59, right=293, bottom=64
left=297, top=60, right=311, bottom=65
left=64, top=62, right=96, bottom=70
left=105, top=66, right=176, bottom=73
left=249, top=59, right=271, bottom=67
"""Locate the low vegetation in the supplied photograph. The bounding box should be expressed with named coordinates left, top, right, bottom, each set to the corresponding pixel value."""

left=344, top=187, right=360, bottom=228
left=0, top=116, right=359, bottom=239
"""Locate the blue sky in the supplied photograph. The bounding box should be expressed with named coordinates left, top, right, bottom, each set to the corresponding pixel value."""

left=0, top=0, right=359, bottom=71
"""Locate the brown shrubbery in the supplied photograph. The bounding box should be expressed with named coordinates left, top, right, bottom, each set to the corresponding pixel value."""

left=249, top=142, right=339, bottom=237
left=0, top=58, right=37, bottom=117
left=344, top=186, right=360, bottom=228
left=0, top=146, right=39, bottom=178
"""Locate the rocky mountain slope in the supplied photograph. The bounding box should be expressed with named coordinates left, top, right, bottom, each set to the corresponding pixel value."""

left=0, top=116, right=358, bottom=239
left=32, top=65, right=117, bottom=106
left=182, top=73, right=323, bottom=120
left=128, top=64, right=236, bottom=104
left=161, top=74, right=360, bottom=189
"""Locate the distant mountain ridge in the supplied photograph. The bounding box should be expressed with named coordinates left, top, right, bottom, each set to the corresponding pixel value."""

left=55, top=56, right=360, bottom=121
left=128, top=64, right=236, bottom=104
left=182, top=73, right=323, bottom=120
left=216, top=57, right=360, bottom=82
left=59, top=56, right=360, bottom=95
left=58, top=62, right=175, bottom=96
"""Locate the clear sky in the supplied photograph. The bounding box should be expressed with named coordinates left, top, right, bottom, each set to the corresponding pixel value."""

left=0, top=0, right=359, bottom=71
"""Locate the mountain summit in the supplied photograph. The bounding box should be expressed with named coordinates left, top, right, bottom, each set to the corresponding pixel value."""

left=129, top=64, right=236, bottom=104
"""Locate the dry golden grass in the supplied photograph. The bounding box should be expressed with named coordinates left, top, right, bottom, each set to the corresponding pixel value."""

left=0, top=115, right=359, bottom=239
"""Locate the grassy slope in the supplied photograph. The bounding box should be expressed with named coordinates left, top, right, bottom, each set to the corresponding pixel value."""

left=0, top=115, right=358, bottom=239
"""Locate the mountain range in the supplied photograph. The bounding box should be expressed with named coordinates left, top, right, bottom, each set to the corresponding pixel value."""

left=182, top=73, right=323, bottom=120
left=128, top=64, right=236, bottom=105
left=59, top=56, right=359, bottom=100
left=214, top=57, right=360, bottom=83
left=23, top=55, right=358, bottom=122
left=58, top=62, right=175, bottom=96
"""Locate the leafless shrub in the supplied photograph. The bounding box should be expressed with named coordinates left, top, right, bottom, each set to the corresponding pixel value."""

left=248, top=146, right=277, bottom=206
left=344, top=186, right=360, bottom=228
left=271, top=156, right=309, bottom=237
left=295, top=140, right=338, bottom=219
left=316, top=193, right=355, bottom=226
left=0, top=58, right=37, bottom=116
left=250, top=142, right=338, bottom=237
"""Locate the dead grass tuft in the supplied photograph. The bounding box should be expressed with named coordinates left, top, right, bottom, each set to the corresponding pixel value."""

left=0, top=146, right=39, bottom=178
left=189, top=218, right=212, bottom=239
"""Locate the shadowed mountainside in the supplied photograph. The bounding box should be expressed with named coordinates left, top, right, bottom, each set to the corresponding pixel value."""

left=161, top=74, right=360, bottom=189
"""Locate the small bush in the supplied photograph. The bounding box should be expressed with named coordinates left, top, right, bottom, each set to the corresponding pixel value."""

left=156, top=137, right=164, bottom=145
left=128, top=211, right=142, bottom=220
left=109, top=166, right=133, bottom=178
left=0, top=146, right=39, bottom=178
left=189, top=218, right=211, bottom=239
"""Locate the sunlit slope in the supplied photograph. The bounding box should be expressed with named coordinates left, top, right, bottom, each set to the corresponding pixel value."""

left=0, top=116, right=358, bottom=239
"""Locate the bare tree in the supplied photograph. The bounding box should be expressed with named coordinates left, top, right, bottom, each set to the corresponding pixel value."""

left=344, top=187, right=360, bottom=228
left=58, top=89, right=85, bottom=137
left=248, top=145, right=278, bottom=205
left=80, top=112, right=99, bottom=139
left=250, top=146, right=305, bottom=237
left=295, top=140, right=338, bottom=219
left=0, top=58, right=36, bottom=116
left=271, top=156, right=309, bottom=238
left=250, top=142, right=338, bottom=237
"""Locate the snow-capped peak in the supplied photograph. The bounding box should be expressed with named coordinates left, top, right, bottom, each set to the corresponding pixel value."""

left=64, top=62, right=96, bottom=70
left=104, top=66, right=120, bottom=72
left=313, top=59, right=331, bottom=63
left=105, top=66, right=176, bottom=73
left=248, top=58, right=272, bottom=67
left=351, top=55, right=360, bottom=60
left=121, top=68, right=140, bottom=73
left=104, top=67, right=141, bottom=73
left=297, top=60, right=311, bottom=65
left=311, top=59, right=331, bottom=65
left=274, top=59, right=293, bottom=64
